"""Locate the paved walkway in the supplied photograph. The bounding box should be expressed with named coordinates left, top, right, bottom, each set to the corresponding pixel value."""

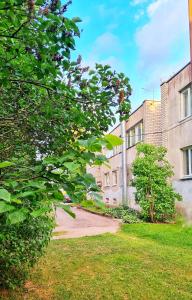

left=53, top=206, right=120, bottom=239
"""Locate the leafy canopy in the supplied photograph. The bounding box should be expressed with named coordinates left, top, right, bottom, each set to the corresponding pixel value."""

left=132, top=143, right=181, bottom=223
left=0, top=0, right=131, bottom=223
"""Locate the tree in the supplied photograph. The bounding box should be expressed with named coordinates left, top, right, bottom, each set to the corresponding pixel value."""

left=132, top=144, right=181, bottom=223
left=0, top=0, right=131, bottom=222
left=0, top=0, right=131, bottom=287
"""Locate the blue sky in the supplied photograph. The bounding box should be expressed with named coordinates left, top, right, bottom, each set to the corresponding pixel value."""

left=67, top=0, right=189, bottom=111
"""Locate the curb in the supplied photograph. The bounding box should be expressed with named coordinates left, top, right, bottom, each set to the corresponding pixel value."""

left=76, top=205, right=120, bottom=221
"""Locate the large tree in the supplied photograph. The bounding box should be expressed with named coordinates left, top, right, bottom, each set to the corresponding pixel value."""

left=0, top=0, right=131, bottom=209
left=0, top=0, right=131, bottom=288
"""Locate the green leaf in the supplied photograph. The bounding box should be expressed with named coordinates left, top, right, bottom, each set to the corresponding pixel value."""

left=51, top=168, right=64, bottom=175
left=0, top=189, right=11, bottom=202
left=0, top=161, right=13, bottom=168
left=0, top=201, right=15, bottom=214
left=17, top=191, right=36, bottom=198
left=53, top=190, right=64, bottom=201
left=57, top=204, right=75, bottom=218
left=31, top=207, right=50, bottom=218
left=105, top=134, right=123, bottom=147
left=72, top=17, right=82, bottom=23
left=64, top=162, right=80, bottom=172
left=7, top=208, right=29, bottom=225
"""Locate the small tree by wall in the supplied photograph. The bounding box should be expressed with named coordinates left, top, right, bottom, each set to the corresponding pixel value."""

left=132, top=144, right=181, bottom=223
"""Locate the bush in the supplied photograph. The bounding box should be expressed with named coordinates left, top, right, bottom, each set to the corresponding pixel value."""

left=132, top=144, right=181, bottom=223
left=122, top=214, right=141, bottom=224
left=81, top=200, right=95, bottom=208
left=104, top=206, right=141, bottom=224
left=0, top=215, right=54, bottom=289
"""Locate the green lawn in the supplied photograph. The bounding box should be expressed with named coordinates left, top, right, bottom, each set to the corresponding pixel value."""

left=2, top=223, right=192, bottom=300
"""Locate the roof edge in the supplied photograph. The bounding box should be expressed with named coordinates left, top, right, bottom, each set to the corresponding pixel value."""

left=161, top=62, right=191, bottom=86
left=108, top=99, right=160, bottom=134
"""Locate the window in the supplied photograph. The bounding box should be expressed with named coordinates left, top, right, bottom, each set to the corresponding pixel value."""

left=104, top=172, right=110, bottom=186
left=126, top=131, right=131, bottom=148
left=113, top=139, right=122, bottom=156
left=106, top=149, right=113, bottom=159
left=181, top=86, right=192, bottom=119
left=105, top=198, right=110, bottom=204
left=127, top=121, right=143, bottom=148
left=130, top=128, right=135, bottom=147
left=113, top=198, right=117, bottom=205
left=138, top=122, right=143, bottom=142
left=183, top=147, right=192, bottom=177
left=113, top=146, right=118, bottom=156
left=112, top=170, right=118, bottom=185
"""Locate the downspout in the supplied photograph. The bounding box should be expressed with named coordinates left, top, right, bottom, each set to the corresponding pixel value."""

left=188, top=0, right=192, bottom=80
left=121, top=120, right=128, bottom=206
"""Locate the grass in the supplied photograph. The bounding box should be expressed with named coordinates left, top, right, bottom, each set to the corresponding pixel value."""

left=2, top=223, right=192, bottom=300
left=52, top=231, right=67, bottom=237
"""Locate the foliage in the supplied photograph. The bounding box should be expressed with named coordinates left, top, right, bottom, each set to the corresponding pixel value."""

left=104, top=206, right=141, bottom=224
left=132, top=143, right=181, bottom=223
left=0, top=0, right=131, bottom=215
left=0, top=0, right=131, bottom=288
left=0, top=215, right=54, bottom=289
left=80, top=199, right=106, bottom=214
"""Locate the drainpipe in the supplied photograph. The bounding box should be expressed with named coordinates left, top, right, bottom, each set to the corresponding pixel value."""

left=121, top=120, right=128, bottom=206
left=189, top=0, right=192, bottom=80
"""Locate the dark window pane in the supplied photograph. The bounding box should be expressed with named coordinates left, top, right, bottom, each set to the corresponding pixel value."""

left=183, top=90, right=189, bottom=118
left=184, top=150, right=189, bottom=175
left=191, top=149, right=192, bottom=175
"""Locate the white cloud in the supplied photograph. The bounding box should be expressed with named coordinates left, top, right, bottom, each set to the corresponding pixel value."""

left=82, top=33, right=124, bottom=72
left=92, top=32, right=121, bottom=55
left=131, top=0, right=148, bottom=6
left=147, top=0, right=166, bottom=17
left=136, top=0, right=189, bottom=71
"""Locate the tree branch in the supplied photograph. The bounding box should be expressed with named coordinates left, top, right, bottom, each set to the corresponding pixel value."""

left=10, top=78, right=54, bottom=91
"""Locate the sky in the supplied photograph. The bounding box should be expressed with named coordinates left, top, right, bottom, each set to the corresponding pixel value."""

left=66, top=0, right=189, bottom=111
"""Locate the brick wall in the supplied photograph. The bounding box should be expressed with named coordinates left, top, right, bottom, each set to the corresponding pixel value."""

left=143, top=101, right=162, bottom=146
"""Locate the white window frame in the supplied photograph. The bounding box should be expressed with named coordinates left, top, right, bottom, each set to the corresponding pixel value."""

left=183, top=147, right=192, bottom=177
left=138, top=122, right=143, bottom=142
left=112, top=170, right=118, bottom=186
left=130, top=128, right=135, bottom=147
left=181, top=86, right=192, bottom=120
left=135, top=124, right=139, bottom=144
left=127, top=121, right=143, bottom=148
left=104, top=172, right=110, bottom=186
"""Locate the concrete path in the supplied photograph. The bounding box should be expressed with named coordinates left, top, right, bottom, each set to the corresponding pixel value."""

left=53, top=207, right=120, bottom=239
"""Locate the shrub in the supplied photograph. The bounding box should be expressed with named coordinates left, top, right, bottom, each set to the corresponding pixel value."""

left=0, top=215, right=54, bottom=289
left=104, top=206, right=141, bottom=224
left=81, top=200, right=95, bottom=208
left=132, top=144, right=181, bottom=223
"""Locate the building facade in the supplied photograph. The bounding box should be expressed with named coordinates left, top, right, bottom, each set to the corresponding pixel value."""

left=88, top=100, right=162, bottom=207
left=161, top=63, right=192, bottom=205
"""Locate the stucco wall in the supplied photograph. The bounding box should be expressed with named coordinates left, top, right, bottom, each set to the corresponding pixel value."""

left=161, top=63, right=192, bottom=203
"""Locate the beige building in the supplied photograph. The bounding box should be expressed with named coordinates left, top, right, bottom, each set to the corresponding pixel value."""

left=161, top=62, right=192, bottom=204
left=88, top=100, right=162, bottom=207
left=88, top=63, right=192, bottom=208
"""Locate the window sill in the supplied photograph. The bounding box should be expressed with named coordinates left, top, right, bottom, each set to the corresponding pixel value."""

left=181, top=176, right=192, bottom=181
